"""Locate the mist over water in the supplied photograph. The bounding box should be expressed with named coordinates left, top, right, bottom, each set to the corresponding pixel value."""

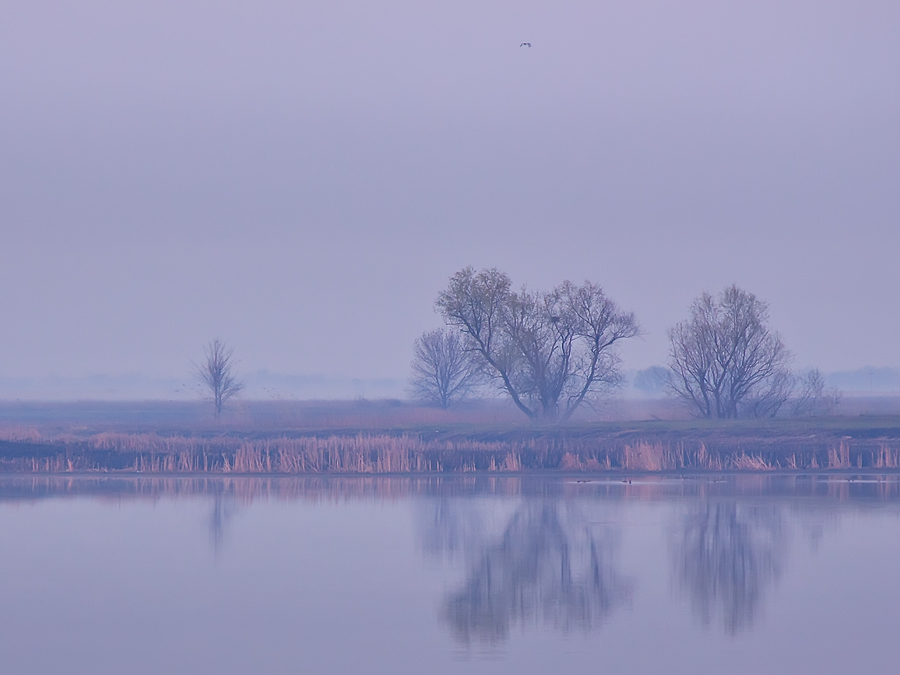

left=1, top=475, right=898, bottom=674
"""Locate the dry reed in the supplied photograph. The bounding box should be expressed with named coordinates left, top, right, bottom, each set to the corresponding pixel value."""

left=1, top=425, right=900, bottom=475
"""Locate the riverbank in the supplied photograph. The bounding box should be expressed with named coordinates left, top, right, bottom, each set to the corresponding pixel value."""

left=2, top=414, right=900, bottom=474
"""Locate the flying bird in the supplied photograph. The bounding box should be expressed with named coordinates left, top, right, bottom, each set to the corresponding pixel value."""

left=520, top=42, right=531, bottom=47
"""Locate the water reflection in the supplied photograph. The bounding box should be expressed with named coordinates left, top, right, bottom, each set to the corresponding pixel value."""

left=672, top=502, right=786, bottom=633
left=1, top=473, right=898, bottom=647
left=208, top=492, right=238, bottom=554
left=417, top=498, right=505, bottom=564
left=423, top=500, right=631, bottom=644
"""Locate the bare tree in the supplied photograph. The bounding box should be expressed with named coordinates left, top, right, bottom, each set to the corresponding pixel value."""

left=436, top=267, right=639, bottom=422
left=667, top=285, right=792, bottom=419
left=791, top=368, right=842, bottom=417
left=409, top=328, right=483, bottom=408
left=195, top=339, right=244, bottom=417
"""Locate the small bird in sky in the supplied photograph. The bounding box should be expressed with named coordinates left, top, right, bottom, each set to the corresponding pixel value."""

left=520, top=42, right=531, bottom=47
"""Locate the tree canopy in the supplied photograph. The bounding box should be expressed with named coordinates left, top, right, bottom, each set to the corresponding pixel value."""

left=667, top=286, right=792, bottom=419
left=436, top=267, right=639, bottom=422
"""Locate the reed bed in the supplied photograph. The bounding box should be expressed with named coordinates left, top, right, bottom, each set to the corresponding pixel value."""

left=2, top=427, right=900, bottom=475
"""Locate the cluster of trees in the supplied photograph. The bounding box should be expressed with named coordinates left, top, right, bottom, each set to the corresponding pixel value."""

left=667, top=285, right=840, bottom=419
left=411, top=268, right=840, bottom=421
left=412, top=267, right=640, bottom=422
left=194, top=268, right=841, bottom=422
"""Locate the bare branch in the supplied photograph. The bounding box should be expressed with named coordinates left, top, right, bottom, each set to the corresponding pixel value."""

left=790, top=368, right=842, bottom=417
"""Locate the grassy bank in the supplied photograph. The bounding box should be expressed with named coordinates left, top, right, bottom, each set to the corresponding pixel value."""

left=2, top=414, right=900, bottom=474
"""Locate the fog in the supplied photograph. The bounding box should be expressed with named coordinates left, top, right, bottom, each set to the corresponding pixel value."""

left=2, top=0, right=898, bottom=393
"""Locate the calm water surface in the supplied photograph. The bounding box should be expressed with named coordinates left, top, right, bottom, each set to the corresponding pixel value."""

left=1, top=474, right=898, bottom=674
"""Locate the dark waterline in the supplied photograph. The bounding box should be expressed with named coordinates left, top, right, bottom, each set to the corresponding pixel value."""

left=1, top=474, right=898, bottom=674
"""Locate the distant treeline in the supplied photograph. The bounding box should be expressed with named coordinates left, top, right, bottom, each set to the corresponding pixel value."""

left=2, top=424, right=900, bottom=474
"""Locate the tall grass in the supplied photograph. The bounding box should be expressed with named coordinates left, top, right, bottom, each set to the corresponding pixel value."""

left=2, top=426, right=900, bottom=474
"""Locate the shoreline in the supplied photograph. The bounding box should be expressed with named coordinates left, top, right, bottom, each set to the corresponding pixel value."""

left=3, top=468, right=900, bottom=478
left=3, top=415, right=900, bottom=474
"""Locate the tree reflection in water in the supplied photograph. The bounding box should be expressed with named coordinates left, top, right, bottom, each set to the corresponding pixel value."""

left=672, top=502, right=786, bottom=634
left=417, top=498, right=510, bottom=565
left=209, top=491, right=238, bottom=555
left=424, top=500, right=631, bottom=644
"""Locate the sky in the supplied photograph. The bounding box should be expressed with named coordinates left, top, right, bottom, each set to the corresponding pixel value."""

left=1, top=0, right=899, bottom=393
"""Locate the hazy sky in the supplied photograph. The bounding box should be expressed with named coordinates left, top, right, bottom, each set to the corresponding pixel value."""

left=2, top=0, right=898, bottom=386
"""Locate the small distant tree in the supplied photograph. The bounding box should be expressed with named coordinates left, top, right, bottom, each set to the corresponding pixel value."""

left=667, top=286, right=792, bottom=419
left=409, top=328, right=482, bottom=408
left=633, top=366, right=671, bottom=396
left=196, top=339, right=244, bottom=417
left=791, top=368, right=842, bottom=417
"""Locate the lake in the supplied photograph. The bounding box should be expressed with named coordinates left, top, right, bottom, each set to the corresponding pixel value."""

left=0, top=474, right=898, bottom=674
